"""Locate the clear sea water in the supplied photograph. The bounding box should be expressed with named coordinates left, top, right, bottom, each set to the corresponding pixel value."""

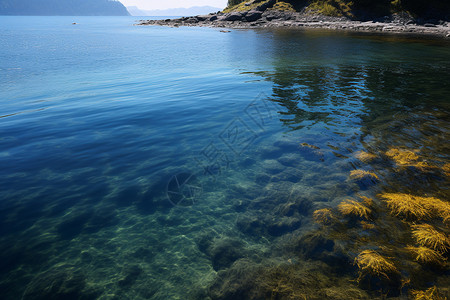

left=0, top=16, right=449, bottom=300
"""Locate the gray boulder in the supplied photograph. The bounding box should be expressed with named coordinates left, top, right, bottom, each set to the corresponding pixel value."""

left=245, top=10, right=263, bottom=22
left=223, top=12, right=245, bottom=21
left=196, top=15, right=209, bottom=21
left=184, top=17, right=199, bottom=23
left=263, top=10, right=294, bottom=21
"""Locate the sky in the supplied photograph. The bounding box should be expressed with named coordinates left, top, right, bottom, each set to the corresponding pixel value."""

left=119, top=0, right=228, bottom=10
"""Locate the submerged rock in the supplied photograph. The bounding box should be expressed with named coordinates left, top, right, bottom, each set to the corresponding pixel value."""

left=57, top=212, right=92, bottom=240
left=255, top=173, right=271, bottom=185
left=197, top=233, right=249, bottom=271
left=267, top=216, right=301, bottom=236
left=296, top=232, right=335, bottom=259
left=273, top=140, right=300, bottom=152
left=236, top=214, right=265, bottom=236
left=298, top=143, right=325, bottom=162
left=208, top=259, right=264, bottom=300
left=277, top=153, right=300, bottom=167
left=270, top=167, right=303, bottom=183
left=231, top=198, right=251, bottom=212
left=208, top=238, right=248, bottom=271
left=261, top=159, right=285, bottom=174
left=117, top=265, right=143, bottom=287
left=208, top=258, right=370, bottom=300
left=22, top=265, right=99, bottom=300
left=274, top=198, right=312, bottom=217
left=258, top=145, right=282, bottom=159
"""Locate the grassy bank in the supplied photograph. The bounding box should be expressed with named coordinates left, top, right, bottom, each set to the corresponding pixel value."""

left=224, top=0, right=450, bottom=20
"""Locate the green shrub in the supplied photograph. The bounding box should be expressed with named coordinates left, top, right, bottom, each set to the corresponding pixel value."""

left=270, top=1, right=296, bottom=11
left=224, top=0, right=450, bottom=20
left=227, top=0, right=246, bottom=6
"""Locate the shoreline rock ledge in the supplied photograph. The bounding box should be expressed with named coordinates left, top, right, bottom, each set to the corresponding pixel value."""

left=138, top=10, right=450, bottom=38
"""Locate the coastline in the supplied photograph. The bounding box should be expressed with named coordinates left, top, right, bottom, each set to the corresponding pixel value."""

left=138, top=11, right=450, bottom=39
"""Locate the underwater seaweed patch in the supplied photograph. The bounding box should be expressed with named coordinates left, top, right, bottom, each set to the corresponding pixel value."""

left=443, top=163, right=450, bottom=177
left=385, top=148, right=419, bottom=166
left=384, top=148, right=441, bottom=173
left=380, top=193, right=431, bottom=220
left=360, top=221, right=376, bottom=230
left=259, top=262, right=370, bottom=300
left=338, top=198, right=372, bottom=220
left=300, top=143, right=320, bottom=150
left=355, top=151, right=377, bottom=163
left=349, top=170, right=379, bottom=181
left=354, top=250, right=399, bottom=282
left=405, top=246, right=447, bottom=266
left=208, top=258, right=370, bottom=300
left=379, top=193, right=450, bottom=222
left=413, top=161, right=437, bottom=172
left=443, top=213, right=450, bottom=225
left=422, top=199, right=450, bottom=224
left=313, top=208, right=336, bottom=225
left=410, top=286, right=447, bottom=300
left=411, top=224, right=450, bottom=253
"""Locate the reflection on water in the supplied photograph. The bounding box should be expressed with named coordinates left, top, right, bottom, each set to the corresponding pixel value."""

left=0, top=21, right=449, bottom=300
left=232, top=29, right=450, bottom=299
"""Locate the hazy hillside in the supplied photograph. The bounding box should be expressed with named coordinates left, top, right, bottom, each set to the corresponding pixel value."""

left=226, top=0, right=450, bottom=20
left=127, top=6, right=222, bottom=17
left=0, top=0, right=130, bottom=16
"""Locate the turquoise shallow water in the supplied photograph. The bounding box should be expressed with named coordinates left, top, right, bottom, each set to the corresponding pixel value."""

left=0, top=16, right=449, bottom=299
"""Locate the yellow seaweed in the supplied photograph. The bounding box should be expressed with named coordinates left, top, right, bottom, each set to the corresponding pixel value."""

left=359, top=196, right=374, bottom=207
left=443, top=212, right=450, bottom=225
left=443, top=163, right=450, bottom=177
left=424, top=198, right=450, bottom=223
left=313, top=208, right=335, bottom=225
left=379, top=193, right=449, bottom=221
left=355, top=151, right=377, bottom=163
left=385, top=148, right=419, bottom=165
left=349, top=169, right=379, bottom=180
left=380, top=193, right=430, bottom=220
left=406, top=246, right=446, bottom=265
left=385, top=148, right=439, bottom=171
left=414, top=161, right=437, bottom=172
left=338, top=199, right=372, bottom=220
left=410, top=286, right=446, bottom=300
left=300, top=142, right=320, bottom=150
left=411, top=224, right=450, bottom=253
left=354, top=250, right=398, bottom=281
left=360, top=221, right=376, bottom=230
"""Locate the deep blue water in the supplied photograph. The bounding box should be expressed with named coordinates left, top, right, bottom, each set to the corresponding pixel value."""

left=1, top=16, right=449, bottom=299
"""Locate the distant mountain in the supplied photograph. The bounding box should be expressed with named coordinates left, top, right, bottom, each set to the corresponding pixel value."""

left=127, top=6, right=222, bottom=17
left=0, top=0, right=130, bottom=16
left=126, top=6, right=147, bottom=16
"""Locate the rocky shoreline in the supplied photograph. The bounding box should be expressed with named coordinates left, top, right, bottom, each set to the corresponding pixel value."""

left=138, top=10, right=450, bottom=38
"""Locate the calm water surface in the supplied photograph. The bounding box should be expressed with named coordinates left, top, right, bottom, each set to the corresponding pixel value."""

left=0, top=16, right=449, bottom=299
